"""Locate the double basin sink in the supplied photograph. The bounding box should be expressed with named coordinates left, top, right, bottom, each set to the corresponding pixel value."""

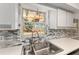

left=24, top=41, right=64, bottom=55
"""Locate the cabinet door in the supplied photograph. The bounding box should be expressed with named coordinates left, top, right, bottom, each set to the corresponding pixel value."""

left=66, top=12, right=73, bottom=27
left=48, top=9, right=57, bottom=29
left=58, top=9, right=66, bottom=27
left=10, top=4, right=19, bottom=29
left=12, top=4, right=19, bottom=29
left=0, top=4, right=13, bottom=24
left=0, top=4, right=19, bottom=29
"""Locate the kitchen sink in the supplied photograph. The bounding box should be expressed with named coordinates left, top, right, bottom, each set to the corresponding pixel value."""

left=24, top=42, right=64, bottom=55
left=48, top=42, right=64, bottom=55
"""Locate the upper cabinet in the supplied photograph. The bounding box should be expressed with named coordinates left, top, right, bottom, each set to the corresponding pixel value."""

left=66, top=11, right=73, bottom=27
left=0, top=4, right=20, bottom=30
left=48, top=8, right=74, bottom=29
left=48, top=9, right=57, bottom=29
left=58, top=9, right=67, bottom=27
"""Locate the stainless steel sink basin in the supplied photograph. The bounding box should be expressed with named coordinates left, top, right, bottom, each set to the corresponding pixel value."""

left=48, top=42, right=64, bottom=55
left=24, top=42, right=64, bottom=55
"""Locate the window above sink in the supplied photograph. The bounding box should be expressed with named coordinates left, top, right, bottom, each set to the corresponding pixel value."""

left=21, top=8, right=46, bottom=36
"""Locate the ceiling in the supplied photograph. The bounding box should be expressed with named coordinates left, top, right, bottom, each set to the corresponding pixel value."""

left=39, top=3, right=79, bottom=13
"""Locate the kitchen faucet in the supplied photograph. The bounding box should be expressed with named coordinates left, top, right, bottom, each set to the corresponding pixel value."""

left=22, top=24, right=50, bottom=55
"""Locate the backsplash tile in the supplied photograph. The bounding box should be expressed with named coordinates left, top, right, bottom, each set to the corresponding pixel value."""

left=0, top=30, right=20, bottom=40
left=48, top=29, right=77, bottom=38
left=0, top=29, right=77, bottom=40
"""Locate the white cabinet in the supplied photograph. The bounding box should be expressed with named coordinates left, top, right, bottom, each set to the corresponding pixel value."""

left=48, top=9, right=57, bottom=29
left=66, top=12, right=73, bottom=27
left=0, top=3, right=19, bottom=29
left=48, top=8, right=74, bottom=29
left=0, top=4, right=12, bottom=24
left=58, top=9, right=67, bottom=27
left=12, top=4, right=20, bottom=29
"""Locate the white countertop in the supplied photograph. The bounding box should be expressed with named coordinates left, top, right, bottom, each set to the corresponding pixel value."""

left=0, top=45, right=22, bottom=55
left=0, top=38, right=79, bottom=55
left=48, top=38, right=79, bottom=55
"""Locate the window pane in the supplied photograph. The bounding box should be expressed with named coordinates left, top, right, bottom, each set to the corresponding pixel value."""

left=22, top=8, right=45, bottom=36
